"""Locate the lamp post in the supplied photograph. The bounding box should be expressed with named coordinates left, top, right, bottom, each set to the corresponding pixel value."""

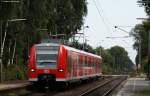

left=98, top=40, right=104, bottom=55
left=0, top=18, right=26, bottom=82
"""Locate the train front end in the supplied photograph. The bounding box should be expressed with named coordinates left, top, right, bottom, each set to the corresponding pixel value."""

left=28, top=43, right=66, bottom=85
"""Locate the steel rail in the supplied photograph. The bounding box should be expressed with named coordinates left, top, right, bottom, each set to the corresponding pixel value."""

left=79, top=76, right=126, bottom=96
left=102, top=77, right=126, bottom=96
left=79, top=77, right=118, bottom=96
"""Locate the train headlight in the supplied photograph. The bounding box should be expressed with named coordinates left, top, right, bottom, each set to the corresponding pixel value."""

left=30, top=69, right=35, bottom=72
left=58, top=69, right=64, bottom=72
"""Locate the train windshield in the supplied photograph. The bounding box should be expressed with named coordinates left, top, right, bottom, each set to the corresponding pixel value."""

left=36, top=45, right=59, bottom=68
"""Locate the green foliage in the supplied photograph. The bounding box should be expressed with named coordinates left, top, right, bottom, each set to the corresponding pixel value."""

left=3, top=64, right=27, bottom=81
left=95, top=46, right=134, bottom=74
left=132, top=90, right=150, bottom=96
left=69, top=41, right=95, bottom=53
left=131, top=20, right=150, bottom=73
left=138, top=0, right=150, bottom=16
left=0, top=0, right=87, bottom=81
left=108, top=46, right=134, bottom=74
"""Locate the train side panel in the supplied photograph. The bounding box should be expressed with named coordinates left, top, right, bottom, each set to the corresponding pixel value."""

left=56, top=45, right=67, bottom=81
left=28, top=45, right=37, bottom=81
left=65, top=47, right=102, bottom=82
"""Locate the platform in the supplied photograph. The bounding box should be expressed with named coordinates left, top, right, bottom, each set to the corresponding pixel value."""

left=115, top=78, right=150, bottom=96
left=0, top=81, right=29, bottom=91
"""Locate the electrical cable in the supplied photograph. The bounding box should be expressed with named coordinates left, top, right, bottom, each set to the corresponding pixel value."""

left=92, top=0, right=112, bottom=33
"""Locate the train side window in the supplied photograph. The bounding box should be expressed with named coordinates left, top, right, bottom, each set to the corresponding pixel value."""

left=83, top=55, right=85, bottom=67
left=95, top=58, right=97, bottom=68
left=87, top=56, right=89, bottom=67
left=94, top=58, right=96, bottom=68
left=91, top=57, right=93, bottom=67
left=67, top=51, right=72, bottom=72
left=76, top=53, right=79, bottom=68
left=89, top=57, right=91, bottom=67
left=80, top=55, right=83, bottom=68
left=67, top=51, right=71, bottom=72
left=88, top=57, right=89, bottom=67
left=88, top=57, right=90, bottom=67
left=90, top=57, right=93, bottom=67
left=85, top=56, right=87, bottom=67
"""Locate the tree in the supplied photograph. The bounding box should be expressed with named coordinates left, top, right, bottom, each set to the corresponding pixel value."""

left=136, top=0, right=150, bottom=78
left=131, top=20, right=150, bottom=74
left=94, top=46, right=134, bottom=74
left=108, top=46, right=134, bottom=74
left=0, top=0, right=88, bottom=80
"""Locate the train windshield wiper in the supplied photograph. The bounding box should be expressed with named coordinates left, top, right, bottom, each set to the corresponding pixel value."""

left=37, top=60, right=56, bottom=66
left=37, top=60, right=56, bottom=63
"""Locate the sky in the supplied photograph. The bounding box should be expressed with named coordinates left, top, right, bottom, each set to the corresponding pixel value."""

left=79, top=0, right=147, bottom=63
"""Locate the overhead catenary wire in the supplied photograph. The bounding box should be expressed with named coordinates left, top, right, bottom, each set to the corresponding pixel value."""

left=96, top=0, right=114, bottom=26
left=95, top=0, right=135, bottom=34
left=92, top=0, right=112, bottom=33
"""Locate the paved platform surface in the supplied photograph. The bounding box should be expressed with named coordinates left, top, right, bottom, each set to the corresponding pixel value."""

left=115, top=78, right=150, bottom=96
left=0, top=81, right=29, bottom=91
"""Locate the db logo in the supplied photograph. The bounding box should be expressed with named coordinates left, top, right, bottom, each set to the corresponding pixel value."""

left=44, top=69, right=49, bottom=73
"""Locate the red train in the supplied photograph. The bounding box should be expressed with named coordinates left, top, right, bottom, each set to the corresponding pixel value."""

left=28, top=42, right=102, bottom=88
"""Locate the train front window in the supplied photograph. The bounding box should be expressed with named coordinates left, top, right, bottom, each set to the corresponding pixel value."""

left=36, top=45, right=59, bottom=68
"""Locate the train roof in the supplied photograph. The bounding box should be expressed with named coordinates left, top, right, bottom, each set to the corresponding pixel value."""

left=36, top=43, right=60, bottom=47
left=62, top=45, right=102, bottom=59
left=35, top=43, right=102, bottom=59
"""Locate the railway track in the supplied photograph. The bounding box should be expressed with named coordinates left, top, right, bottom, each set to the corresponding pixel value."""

left=25, top=76, right=126, bottom=96
left=0, top=76, right=127, bottom=96
left=79, top=76, right=127, bottom=96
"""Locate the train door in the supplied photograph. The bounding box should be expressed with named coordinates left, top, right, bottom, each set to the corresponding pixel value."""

left=72, top=52, right=77, bottom=77
left=67, top=50, right=72, bottom=79
left=84, top=56, right=86, bottom=76
left=71, top=51, right=74, bottom=78
left=94, top=58, right=96, bottom=74
left=81, top=55, right=84, bottom=76
left=76, top=53, right=79, bottom=78
left=79, top=55, right=83, bottom=76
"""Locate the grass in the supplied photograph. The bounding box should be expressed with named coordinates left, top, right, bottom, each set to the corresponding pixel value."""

left=132, top=90, right=150, bottom=96
left=7, top=93, right=17, bottom=96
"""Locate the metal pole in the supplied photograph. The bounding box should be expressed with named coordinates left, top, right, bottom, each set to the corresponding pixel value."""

left=82, top=26, right=89, bottom=50
left=99, top=40, right=103, bottom=55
